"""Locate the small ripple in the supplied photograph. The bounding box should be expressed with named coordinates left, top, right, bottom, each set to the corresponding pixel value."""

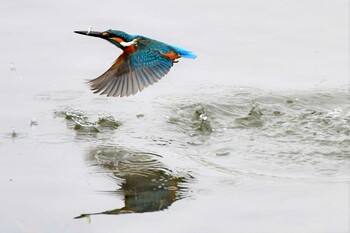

left=2, top=129, right=27, bottom=139
left=36, top=133, right=73, bottom=144
left=313, top=167, right=340, bottom=177
left=35, top=90, right=85, bottom=101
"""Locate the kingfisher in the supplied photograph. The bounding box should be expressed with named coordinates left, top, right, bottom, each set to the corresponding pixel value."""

left=74, top=29, right=197, bottom=97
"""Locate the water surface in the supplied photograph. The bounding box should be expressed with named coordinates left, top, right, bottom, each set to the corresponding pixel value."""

left=0, top=0, right=349, bottom=233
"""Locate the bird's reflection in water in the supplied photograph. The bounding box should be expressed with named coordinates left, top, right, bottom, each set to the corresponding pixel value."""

left=75, top=146, right=191, bottom=219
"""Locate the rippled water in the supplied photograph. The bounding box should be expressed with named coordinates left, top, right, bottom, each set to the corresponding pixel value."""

left=2, top=86, right=350, bottom=233
left=1, top=0, right=349, bottom=232
left=52, top=87, right=350, bottom=183
left=17, top=86, right=347, bottom=231
left=158, top=87, right=350, bottom=180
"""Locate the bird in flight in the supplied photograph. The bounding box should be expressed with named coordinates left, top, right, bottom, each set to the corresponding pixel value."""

left=74, top=29, right=197, bottom=97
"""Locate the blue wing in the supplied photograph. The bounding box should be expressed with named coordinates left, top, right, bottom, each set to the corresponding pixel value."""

left=89, top=47, right=174, bottom=97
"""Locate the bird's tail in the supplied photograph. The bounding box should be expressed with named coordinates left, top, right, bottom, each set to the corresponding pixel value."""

left=171, top=45, right=197, bottom=59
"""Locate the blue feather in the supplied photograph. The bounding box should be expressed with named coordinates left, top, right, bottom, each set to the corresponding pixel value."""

left=169, top=44, right=197, bottom=59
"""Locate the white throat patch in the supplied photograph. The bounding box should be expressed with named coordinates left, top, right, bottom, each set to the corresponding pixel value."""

left=120, top=39, right=137, bottom=47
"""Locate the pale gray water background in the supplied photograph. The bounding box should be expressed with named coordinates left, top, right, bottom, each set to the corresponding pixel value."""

left=0, top=0, right=349, bottom=232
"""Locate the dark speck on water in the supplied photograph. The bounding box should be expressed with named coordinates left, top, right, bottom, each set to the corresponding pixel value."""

left=11, top=128, right=17, bottom=138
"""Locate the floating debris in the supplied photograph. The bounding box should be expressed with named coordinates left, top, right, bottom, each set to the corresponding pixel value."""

left=136, top=114, right=144, bottom=118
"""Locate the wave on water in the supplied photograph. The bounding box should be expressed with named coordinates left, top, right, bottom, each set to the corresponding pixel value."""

left=157, top=87, right=350, bottom=179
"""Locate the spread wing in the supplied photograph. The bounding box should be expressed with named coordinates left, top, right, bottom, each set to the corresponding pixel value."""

left=89, top=47, right=174, bottom=97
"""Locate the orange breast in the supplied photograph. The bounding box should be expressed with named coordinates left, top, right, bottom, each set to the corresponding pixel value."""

left=111, top=37, right=137, bottom=54
left=124, top=44, right=136, bottom=54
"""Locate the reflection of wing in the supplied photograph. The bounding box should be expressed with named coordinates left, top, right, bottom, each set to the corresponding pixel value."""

left=89, top=47, right=174, bottom=97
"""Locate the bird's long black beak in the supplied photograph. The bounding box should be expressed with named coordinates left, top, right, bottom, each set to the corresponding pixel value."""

left=74, top=31, right=106, bottom=38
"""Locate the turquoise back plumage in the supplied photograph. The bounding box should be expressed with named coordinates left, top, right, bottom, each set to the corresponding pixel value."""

left=106, top=30, right=196, bottom=59
left=139, top=36, right=197, bottom=59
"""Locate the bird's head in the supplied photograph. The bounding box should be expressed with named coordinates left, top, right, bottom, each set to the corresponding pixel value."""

left=74, top=29, right=138, bottom=49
